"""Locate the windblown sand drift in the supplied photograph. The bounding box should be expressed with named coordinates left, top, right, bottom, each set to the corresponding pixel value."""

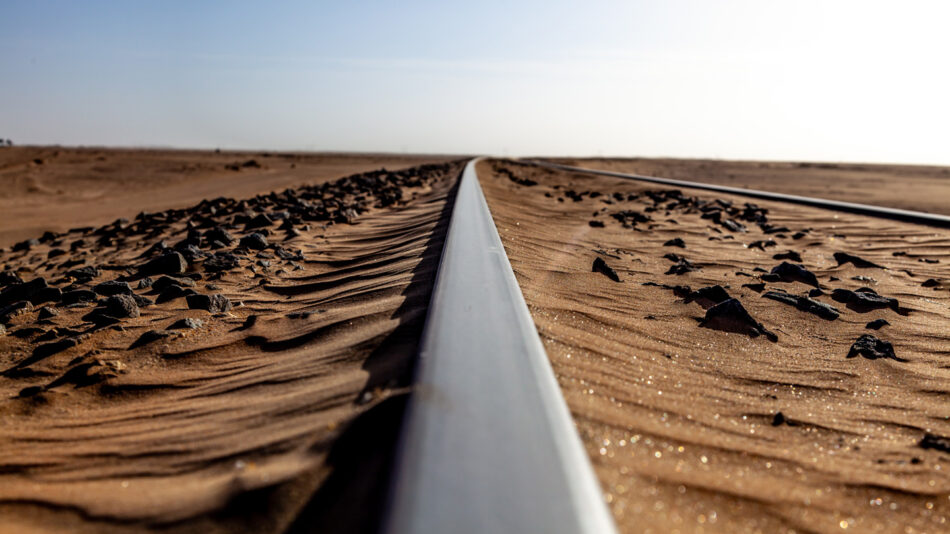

left=480, top=159, right=950, bottom=534
left=0, top=160, right=463, bottom=533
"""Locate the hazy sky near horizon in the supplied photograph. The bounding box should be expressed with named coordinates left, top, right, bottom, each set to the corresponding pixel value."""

left=2, top=1, right=950, bottom=164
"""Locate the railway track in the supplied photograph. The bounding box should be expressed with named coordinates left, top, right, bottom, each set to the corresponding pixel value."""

left=385, top=156, right=946, bottom=533
left=384, top=159, right=618, bottom=534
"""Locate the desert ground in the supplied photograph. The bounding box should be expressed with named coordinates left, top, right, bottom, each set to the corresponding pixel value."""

left=0, top=147, right=456, bottom=247
left=479, top=159, right=950, bottom=533
left=2, top=148, right=949, bottom=533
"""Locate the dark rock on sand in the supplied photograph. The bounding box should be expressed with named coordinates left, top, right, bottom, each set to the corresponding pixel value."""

left=686, top=285, right=731, bottom=308
left=700, top=298, right=777, bottom=341
left=169, top=317, right=203, bottom=330
left=66, top=266, right=101, bottom=283
left=0, top=277, right=48, bottom=307
left=138, top=252, right=187, bottom=276
left=94, top=280, right=133, bottom=296
left=138, top=277, right=154, bottom=289
left=239, top=233, right=269, bottom=250
left=762, top=290, right=839, bottom=320
left=922, top=279, right=941, bottom=288
left=592, top=257, right=621, bottom=282
left=769, top=262, right=820, bottom=288
left=37, top=306, right=58, bottom=320
left=244, top=213, right=274, bottom=230
left=588, top=220, right=605, bottom=228
left=204, top=252, right=241, bottom=272
left=30, top=286, right=62, bottom=305
left=103, top=294, right=140, bottom=319
left=831, top=288, right=899, bottom=312
left=0, top=300, right=33, bottom=323
left=742, top=283, right=766, bottom=293
left=204, top=228, right=235, bottom=246
left=186, top=293, right=232, bottom=313
left=0, top=271, right=24, bottom=287
left=847, top=334, right=904, bottom=361
left=665, top=255, right=700, bottom=275
left=748, top=239, right=777, bottom=250
left=12, top=238, right=39, bottom=252
left=834, top=252, right=884, bottom=269
left=771, top=412, right=787, bottom=426
left=663, top=238, right=685, bottom=248
left=919, top=434, right=950, bottom=454
left=152, top=276, right=196, bottom=292
left=156, top=285, right=195, bottom=303
left=865, top=319, right=889, bottom=330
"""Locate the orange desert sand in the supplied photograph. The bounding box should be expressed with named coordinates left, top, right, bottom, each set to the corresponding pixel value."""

left=2, top=148, right=950, bottom=534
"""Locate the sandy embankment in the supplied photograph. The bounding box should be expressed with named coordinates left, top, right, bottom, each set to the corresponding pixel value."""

left=0, top=157, right=464, bottom=533
left=548, top=157, right=950, bottom=216
left=0, top=147, right=458, bottom=247
left=480, top=159, right=950, bottom=533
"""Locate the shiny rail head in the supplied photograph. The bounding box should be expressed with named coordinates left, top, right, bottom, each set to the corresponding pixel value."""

left=383, top=159, right=618, bottom=534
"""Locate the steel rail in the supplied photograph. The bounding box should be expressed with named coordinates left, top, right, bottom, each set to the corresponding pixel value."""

left=384, top=159, right=617, bottom=534
left=527, top=160, right=950, bottom=228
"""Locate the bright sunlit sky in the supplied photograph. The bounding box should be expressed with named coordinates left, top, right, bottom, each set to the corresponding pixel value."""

left=2, top=1, right=950, bottom=163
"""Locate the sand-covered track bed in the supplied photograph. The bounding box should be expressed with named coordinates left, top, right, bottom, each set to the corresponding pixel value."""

left=479, top=158, right=950, bottom=534
left=0, top=160, right=464, bottom=533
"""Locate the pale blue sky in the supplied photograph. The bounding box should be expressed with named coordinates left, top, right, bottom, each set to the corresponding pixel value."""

left=2, top=1, right=949, bottom=163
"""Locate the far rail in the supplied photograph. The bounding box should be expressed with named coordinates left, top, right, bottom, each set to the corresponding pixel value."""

left=526, top=160, right=950, bottom=228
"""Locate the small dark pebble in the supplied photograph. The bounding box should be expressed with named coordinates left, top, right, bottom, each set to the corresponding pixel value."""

left=169, top=317, right=203, bottom=330
left=94, top=280, right=133, bottom=296
left=588, top=220, right=605, bottom=228
left=152, top=275, right=196, bottom=292
left=686, top=285, right=731, bottom=308
left=666, top=258, right=700, bottom=276
left=919, top=434, right=950, bottom=454
left=700, top=298, right=777, bottom=342
left=138, top=252, right=187, bottom=276
left=831, top=288, right=898, bottom=312
left=769, top=262, right=820, bottom=288
left=865, top=319, right=889, bottom=330
left=771, top=412, right=786, bottom=426
left=748, top=239, right=777, bottom=250
left=847, top=334, right=904, bottom=361
left=239, top=233, right=269, bottom=250
left=663, top=238, right=685, bottom=248
left=762, top=290, right=839, bottom=320
left=833, top=252, right=884, bottom=269
left=592, top=257, right=621, bottom=282
left=742, top=283, right=766, bottom=293
left=186, top=293, right=233, bottom=313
